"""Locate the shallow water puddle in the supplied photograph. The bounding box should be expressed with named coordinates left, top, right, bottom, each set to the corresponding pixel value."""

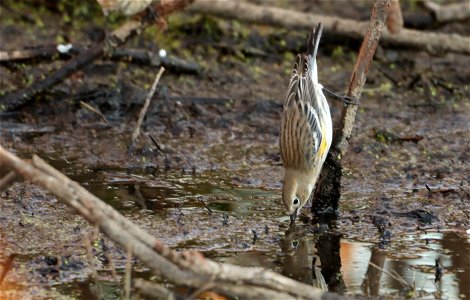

left=340, top=233, right=470, bottom=299
left=75, top=166, right=468, bottom=299
left=4, top=156, right=469, bottom=299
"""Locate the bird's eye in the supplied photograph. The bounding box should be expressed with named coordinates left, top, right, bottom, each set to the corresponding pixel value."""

left=293, top=198, right=300, bottom=206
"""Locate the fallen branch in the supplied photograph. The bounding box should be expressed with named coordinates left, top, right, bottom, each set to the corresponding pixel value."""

left=0, top=144, right=346, bottom=300
left=313, top=0, right=390, bottom=217
left=423, top=1, right=470, bottom=23
left=0, top=0, right=195, bottom=112
left=189, top=0, right=470, bottom=55
left=0, top=46, right=201, bottom=74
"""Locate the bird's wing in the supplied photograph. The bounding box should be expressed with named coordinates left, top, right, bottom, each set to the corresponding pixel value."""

left=280, top=56, right=323, bottom=170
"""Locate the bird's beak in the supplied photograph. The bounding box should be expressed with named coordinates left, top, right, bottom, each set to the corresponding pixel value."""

left=289, top=207, right=299, bottom=227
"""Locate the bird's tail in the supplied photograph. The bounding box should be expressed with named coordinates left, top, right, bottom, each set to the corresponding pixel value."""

left=306, top=23, right=323, bottom=83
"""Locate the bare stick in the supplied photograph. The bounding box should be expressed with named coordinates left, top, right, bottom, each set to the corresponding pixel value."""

left=148, top=134, right=169, bottom=160
left=198, top=196, right=213, bottom=214
left=189, top=0, right=470, bottom=55
left=313, top=0, right=391, bottom=215
left=80, top=101, right=109, bottom=124
left=131, top=67, right=165, bottom=146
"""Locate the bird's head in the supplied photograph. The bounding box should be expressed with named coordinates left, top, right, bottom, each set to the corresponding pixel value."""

left=282, top=169, right=315, bottom=224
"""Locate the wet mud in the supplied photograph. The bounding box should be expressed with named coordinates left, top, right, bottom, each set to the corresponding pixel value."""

left=1, top=1, right=470, bottom=299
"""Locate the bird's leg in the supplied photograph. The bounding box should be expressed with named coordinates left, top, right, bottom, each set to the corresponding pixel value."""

left=322, top=87, right=357, bottom=105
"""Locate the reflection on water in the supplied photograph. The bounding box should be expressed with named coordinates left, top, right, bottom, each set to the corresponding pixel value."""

left=10, top=158, right=468, bottom=299
left=277, top=229, right=469, bottom=299
left=76, top=167, right=470, bottom=299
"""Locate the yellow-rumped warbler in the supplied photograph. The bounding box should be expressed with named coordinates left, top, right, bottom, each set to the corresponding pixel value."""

left=280, top=23, right=333, bottom=224
left=96, top=0, right=154, bottom=16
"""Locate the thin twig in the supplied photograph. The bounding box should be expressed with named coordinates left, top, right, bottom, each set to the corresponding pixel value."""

left=148, top=134, right=169, bottom=160
left=198, top=196, right=213, bottom=214
left=80, top=101, right=109, bottom=124
left=368, top=261, right=409, bottom=287
left=131, top=67, right=165, bottom=146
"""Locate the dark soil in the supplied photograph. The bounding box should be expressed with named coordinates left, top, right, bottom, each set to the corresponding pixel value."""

left=1, top=1, right=469, bottom=299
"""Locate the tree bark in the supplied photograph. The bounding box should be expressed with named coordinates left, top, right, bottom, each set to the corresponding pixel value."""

left=312, top=0, right=391, bottom=219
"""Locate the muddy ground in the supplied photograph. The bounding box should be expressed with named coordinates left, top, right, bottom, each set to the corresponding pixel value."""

left=1, top=1, right=469, bottom=299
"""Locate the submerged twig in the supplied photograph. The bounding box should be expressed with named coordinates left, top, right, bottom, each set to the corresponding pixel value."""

left=368, top=261, right=409, bottom=287
left=131, top=67, right=165, bottom=148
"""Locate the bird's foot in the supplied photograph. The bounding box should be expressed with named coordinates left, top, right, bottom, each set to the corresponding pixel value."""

left=322, top=87, right=358, bottom=105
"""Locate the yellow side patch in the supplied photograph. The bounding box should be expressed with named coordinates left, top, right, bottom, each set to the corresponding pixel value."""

left=318, top=124, right=328, bottom=159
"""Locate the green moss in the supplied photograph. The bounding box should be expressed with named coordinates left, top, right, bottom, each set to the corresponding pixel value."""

left=331, top=46, right=344, bottom=59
